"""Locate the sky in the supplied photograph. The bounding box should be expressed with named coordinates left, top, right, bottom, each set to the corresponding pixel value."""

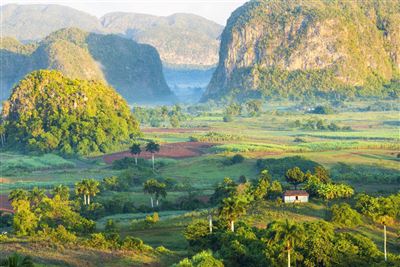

left=1, top=0, right=249, bottom=25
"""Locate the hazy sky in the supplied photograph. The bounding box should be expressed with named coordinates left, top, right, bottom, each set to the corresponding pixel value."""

left=1, top=0, right=249, bottom=25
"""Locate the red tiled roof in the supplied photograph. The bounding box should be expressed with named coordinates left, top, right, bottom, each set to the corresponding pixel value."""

left=283, top=190, right=309, bottom=196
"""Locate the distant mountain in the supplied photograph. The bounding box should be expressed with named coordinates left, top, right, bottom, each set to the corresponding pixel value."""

left=0, top=4, right=102, bottom=41
left=1, top=4, right=223, bottom=69
left=203, top=0, right=400, bottom=101
left=2, top=70, right=140, bottom=155
left=0, top=28, right=174, bottom=102
left=100, top=12, right=223, bottom=68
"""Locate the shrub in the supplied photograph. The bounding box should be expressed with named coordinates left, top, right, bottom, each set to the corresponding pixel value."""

left=330, top=203, right=362, bottom=227
left=311, top=105, right=334, bottom=114
left=172, top=250, right=223, bottom=267
left=122, top=236, right=145, bottom=251
left=86, top=233, right=109, bottom=249
left=223, top=115, right=233, bottom=122
left=223, top=154, right=245, bottom=166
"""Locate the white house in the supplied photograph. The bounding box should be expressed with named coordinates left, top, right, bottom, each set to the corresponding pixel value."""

left=283, top=190, right=309, bottom=203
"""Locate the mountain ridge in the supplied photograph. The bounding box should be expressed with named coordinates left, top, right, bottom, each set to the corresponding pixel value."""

left=0, top=28, right=174, bottom=103
left=1, top=4, right=223, bottom=69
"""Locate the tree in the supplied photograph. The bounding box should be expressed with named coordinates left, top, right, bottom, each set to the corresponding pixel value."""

left=330, top=203, right=362, bottom=227
left=8, top=189, right=28, bottom=202
left=253, top=170, right=271, bottom=200
left=210, top=177, right=237, bottom=205
left=130, top=143, right=141, bottom=165
left=75, top=180, right=89, bottom=205
left=0, top=253, right=34, bottom=267
left=85, top=179, right=100, bottom=205
left=143, top=179, right=167, bottom=208
left=245, top=100, right=263, bottom=116
left=268, top=220, right=304, bottom=267
left=28, top=187, right=46, bottom=206
left=11, top=200, right=38, bottom=236
left=173, top=250, right=223, bottom=267
left=313, top=166, right=331, bottom=183
left=75, top=179, right=100, bottom=205
left=145, top=141, right=160, bottom=170
left=51, top=185, right=70, bottom=201
left=285, top=167, right=307, bottom=189
left=218, top=195, right=248, bottom=232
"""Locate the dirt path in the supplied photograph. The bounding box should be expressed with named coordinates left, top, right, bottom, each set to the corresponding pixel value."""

left=102, top=142, right=216, bottom=164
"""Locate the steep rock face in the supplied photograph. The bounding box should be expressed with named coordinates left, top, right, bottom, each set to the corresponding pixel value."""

left=203, top=0, right=400, bottom=101
left=0, top=28, right=174, bottom=102
left=100, top=12, right=223, bottom=68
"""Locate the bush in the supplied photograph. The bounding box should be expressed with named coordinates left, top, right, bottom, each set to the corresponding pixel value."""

left=172, top=250, right=223, bottom=267
left=122, top=236, right=146, bottom=251
left=330, top=203, right=362, bottom=227
left=223, top=154, right=245, bottom=166
left=223, top=115, right=233, bottom=122
left=311, top=105, right=334, bottom=114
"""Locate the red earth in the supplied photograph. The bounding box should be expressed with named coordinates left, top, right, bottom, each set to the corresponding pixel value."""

left=102, top=142, right=216, bottom=164
left=0, top=194, right=13, bottom=214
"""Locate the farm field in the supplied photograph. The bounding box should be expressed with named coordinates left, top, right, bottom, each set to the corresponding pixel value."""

left=1, top=104, right=399, bottom=265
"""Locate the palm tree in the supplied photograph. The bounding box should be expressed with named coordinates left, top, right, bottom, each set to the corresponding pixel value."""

left=8, top=189, right=28, bottom=203
left=130, top=143, right=142, bottom=165
left=143, top=179, right=166, bottom=208
left=268, top=219, right=304, bottom=267
left=154, top=182, right=167, bottom=206
left=51, top=184, right=70, bottom=201
left=0, top=253, right=34, bottom=267
left=28, top=187, right=46, bottom=206
left=218, top=196, right=248, bottom=232
left=75, top=180, right=89, bottom=205
left=145, top=141, right=160, bottom=170
left=378, top=215, right=392, bottom=262
left=85, top=179, right=100, bottom=205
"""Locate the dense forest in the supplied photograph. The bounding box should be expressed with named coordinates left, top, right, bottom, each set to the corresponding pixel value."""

left=1, top=70, right=141, bottom=155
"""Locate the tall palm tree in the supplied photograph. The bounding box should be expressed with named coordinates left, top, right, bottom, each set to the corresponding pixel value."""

left=143, top=179, right=158, bottom=208
left=85, top=179, right=100, bottom=205
left=378, top=215, right=391, bottom=262
left=51, top=184, right=70, bottom=201
left=75, top=181, right=89, bottom=205
left=268, top=219, right=304, bottom=267
left=218, top=196, right=248, bottom=232
left=28, top=187, right=46, bottom=206
left=145, top=141, right=160, bottom=170
left=0, top=253, right=34, bottom=267
left=130, top=143, right=142, bottom=165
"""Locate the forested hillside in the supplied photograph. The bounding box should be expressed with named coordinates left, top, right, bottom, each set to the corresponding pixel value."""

left=1, top=70, right=141, bottom=155
left=203, top=0, right=400, bottom=101
left=0, top=28, right=174, bottom=102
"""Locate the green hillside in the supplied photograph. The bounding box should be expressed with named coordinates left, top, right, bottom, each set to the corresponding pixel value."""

left=0, top=28, right=174, bottom=102
left=1, top=70, right=141, bottom=155
left=203, top=0, right=400, bottom=101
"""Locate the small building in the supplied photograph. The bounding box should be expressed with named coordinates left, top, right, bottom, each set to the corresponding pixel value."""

left=283, top=190, right=309, bottom=203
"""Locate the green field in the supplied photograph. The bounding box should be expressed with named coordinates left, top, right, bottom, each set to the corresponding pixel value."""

left=1, top=104, right=399, bottom=265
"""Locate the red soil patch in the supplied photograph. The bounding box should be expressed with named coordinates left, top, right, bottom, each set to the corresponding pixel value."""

left=142, top=127, right=209, bottom=134
left=103, top=142, right=215, bottom=164
left=0, top=194, right=13, bottom=214
left=0, top=178, right=11, bottom=183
